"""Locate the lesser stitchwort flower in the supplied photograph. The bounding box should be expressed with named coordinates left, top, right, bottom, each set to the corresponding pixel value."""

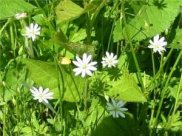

left=24, top=23, right=41, bottom=41
left=102, top=52, right=118, bottom=68
left=107, top=98, right=128, bottom=118
left=30, top=86, right=53, bottom=103
left=73, top=53, right=97, bottom=78
left=15, top=12, right=27, bottom=20
left=148, top=34, right=167, bottom=55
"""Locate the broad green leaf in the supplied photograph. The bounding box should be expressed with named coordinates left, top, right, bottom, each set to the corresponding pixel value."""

left=114, top=0, right=180, bottom=42
left=91, top=71, right=146, bottom=102
left=107, top=73, right=147, bottom=102
left=55, top=0, right=84, bottom=24
left=23, top=59, right=84, bottom=102
left=91, top=114, right=140, bottom=136
left=0, top=0, right=35, bottom=20
left=170, top=29, right=182, bottom=49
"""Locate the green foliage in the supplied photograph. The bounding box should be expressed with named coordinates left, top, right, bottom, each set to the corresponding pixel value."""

left=170, top=29, right=182, bottom=49
left=1, top=0, right=182, bottom=135
left=55, top=0, right=84, bottom=24
left=107, top=73, right=147, bottom=102
left=0, top=0, right=35, bottom=20
left=92, top=113, right=140, bottom=136
left=23, top=59, right=84, bottom=102
left=113, top=0, right=180, bottom=42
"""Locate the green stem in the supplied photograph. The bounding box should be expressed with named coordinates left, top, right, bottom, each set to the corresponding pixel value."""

left=166, top=73, right=182, bottom=129
left=148, top=48, right=174, bottom=88
left=0, top=18, right=11, bottom=35
left=2, top=83, right=6, bottom=136
left=107, top=21, right=115, bottom=51
left=122, top=0, right=145, bottom=93
left=149, top=52, right=156, bottom=134
left=9, top=22, right=15, bottom=56
left=86, top=13, right=92, bottom=44
left=86, top=0, right=107, bottom=44
left=151, top=52, right=156, bottom=76
left=90, top=0, right=107, bottom=27
left=153, top=50, right=182, bottom=132
left=84, top=77, right=88, bottom=112
left=3, top=104, right=6, bottom=136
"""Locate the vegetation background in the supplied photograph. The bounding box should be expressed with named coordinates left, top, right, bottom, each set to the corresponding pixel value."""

left=0, top=0, right=182, bottom=135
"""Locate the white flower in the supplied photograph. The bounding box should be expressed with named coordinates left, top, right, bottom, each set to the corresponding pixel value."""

left=24, top=23, right=41, bottom=41
left=148, top=34, right=167, bottom=55
left=101, top=52, right=118, bottom=68
left=73, top=53, right=97, bottom=78
left=107, top=99, right=128, bottom=118
left=15, top=12, right=27, bottom=20
left=30, top=86, right=53, bottom=103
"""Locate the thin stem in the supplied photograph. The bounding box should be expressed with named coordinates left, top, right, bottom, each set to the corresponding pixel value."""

left=84, top=77, right=88, bottom=112
left=107, top=21, right=115, bottom=51
left=3, top=104, right=6, bottom=136
left=0, top=18, right=11, bottom=35
left=148, top=48, right=174, bottom=88
left=166, top=73, right=182, bottom=129
left=149, top=51, right=156, bottom=134
left=153, top=50, right=182, bottom=132
left=171, top=74, right=182, bottom=115
left=151, top=52, right=156, bottom=76
left=122, top=0, right=145, bottom=93
left=90, top=0, right=107, bottom=27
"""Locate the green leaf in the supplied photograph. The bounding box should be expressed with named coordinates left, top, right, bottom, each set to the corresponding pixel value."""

left=107, top=73, right=147, bottom=102
left=91, top=114, right=140, bottom=136
left=0, top=67, right=27, bottom=102
left=23, top=59, right=84, bottom=102
left=114, top=0, right=180, bottom=42
left=0, top=0, right=35, bottom=20
left=170, top=29, right=182, bottom=49
left=55, top=0, right=84, bottom=24
left=113, top=20, right=123, bottom=42
left=70, top=28, right=87, bottom=42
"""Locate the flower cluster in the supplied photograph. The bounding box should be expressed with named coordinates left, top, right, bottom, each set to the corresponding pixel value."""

left=73, top=52, right=118, bottom=78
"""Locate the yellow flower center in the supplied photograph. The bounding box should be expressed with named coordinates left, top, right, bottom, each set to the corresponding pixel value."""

left=82, top=64, right=87, bottom=69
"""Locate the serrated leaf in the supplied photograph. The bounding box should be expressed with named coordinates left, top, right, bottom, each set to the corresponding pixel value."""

left=0, top=0, right=35, bottom=20
left=107, top=74, right=147, bottom=102
left=55, top=0, right=84, bottom=24
left=23, top=59, right=84, bottom=102
left=114, top=0, right=180, bottom=42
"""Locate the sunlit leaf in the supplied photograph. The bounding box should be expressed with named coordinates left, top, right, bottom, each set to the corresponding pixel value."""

left=0, top=0, right=35, bottom=20
left=170, top=29, right=182, bottom=49
left=113, top=0, right=180, bottom=42
left=55, top=0, right=84, bottom=24
left=107, top=73, right=147, bottom=102
left=23, top=59, right=84, bottom=102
